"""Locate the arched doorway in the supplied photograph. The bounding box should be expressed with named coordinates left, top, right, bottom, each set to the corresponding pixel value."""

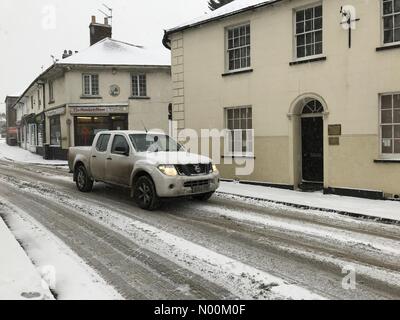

left=300, top=100, right=324, bottom=186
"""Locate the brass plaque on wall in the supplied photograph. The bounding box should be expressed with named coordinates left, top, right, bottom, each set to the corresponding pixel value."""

left=329, top=137, right=340, bottom=146
left=328, top=124, right=342, bottom=136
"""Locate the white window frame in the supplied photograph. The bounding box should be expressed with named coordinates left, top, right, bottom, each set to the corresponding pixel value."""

left=49, top=80, right=54, bottom=102
left=381, top=0, right=400, bottom=45
left=82, top=74, right=99, bottom=96
left=225, top=22, right=251, bottom=73
left=293, top=2, right=323, bottom=61
left=379, top=92, right=400, bottom=159
left=224, top=106, right=254, bottom=157
left=131, top=74, right=147, bottom=97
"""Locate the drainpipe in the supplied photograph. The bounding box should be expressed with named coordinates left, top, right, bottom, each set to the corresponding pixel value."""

left=42, top=83, right=46, bottom=145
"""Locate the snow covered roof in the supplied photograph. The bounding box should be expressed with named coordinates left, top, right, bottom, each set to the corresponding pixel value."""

left=60, top=38, right=170, bottom=67
left=166, top=0, right=281, bottom=34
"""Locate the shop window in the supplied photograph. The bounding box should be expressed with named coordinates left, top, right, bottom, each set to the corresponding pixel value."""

left=74, top=115, right=128, bottom=147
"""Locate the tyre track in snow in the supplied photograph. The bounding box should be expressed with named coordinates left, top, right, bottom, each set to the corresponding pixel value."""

left=0, top=160, right=399, bottom=299
left=0, top=167, right=235, bottom=299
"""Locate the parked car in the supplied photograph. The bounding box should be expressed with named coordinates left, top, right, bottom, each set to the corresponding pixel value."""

left=68, top=131, right=220, bottom=210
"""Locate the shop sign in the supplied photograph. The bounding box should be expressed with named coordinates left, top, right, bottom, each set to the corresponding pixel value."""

left=46, top=107, right=66, bottom=117
left=70, top=106, right=129, bottom=114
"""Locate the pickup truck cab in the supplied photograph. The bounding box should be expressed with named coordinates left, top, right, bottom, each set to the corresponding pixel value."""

left=68, top=131, right=220, bottom=210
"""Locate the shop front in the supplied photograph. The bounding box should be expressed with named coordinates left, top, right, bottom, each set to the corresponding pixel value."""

left=35, top=113, right=46, bottom=156
left=45, top=106, right=66, bottom=160
left=70, top=105, right=129, bottom=147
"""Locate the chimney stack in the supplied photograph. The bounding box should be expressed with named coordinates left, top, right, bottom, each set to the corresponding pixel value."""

left=89, top=15, right=112, bottom=46
left=62, top=49, right=73, bottom=59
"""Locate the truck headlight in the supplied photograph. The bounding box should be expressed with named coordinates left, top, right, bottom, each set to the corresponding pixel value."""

left=158, top=165, right=178, bottom=177
left=212, top=164, right=218, bottom=173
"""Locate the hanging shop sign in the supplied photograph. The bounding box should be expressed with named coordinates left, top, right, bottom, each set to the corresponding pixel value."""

left=46, top=107, right=66, bottom=117
left=69, top=106, right=129, bottom=115
left=35, top=113, right=45, bottom=124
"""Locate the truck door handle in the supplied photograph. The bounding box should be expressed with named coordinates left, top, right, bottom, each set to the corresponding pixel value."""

left=107, top=157, right=112, bottom=161
left=92, top=155, right=97, bottom=158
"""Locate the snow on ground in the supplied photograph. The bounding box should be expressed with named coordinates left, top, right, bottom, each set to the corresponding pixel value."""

left=0, top=176, right=325, bottom=300
left=0, top=140, right=67, bottom=166
left=219, top=181, right=400, bottom=222
left=0, top=199, right=123, bottom=300
left=0, top=214, right=53, bottom=300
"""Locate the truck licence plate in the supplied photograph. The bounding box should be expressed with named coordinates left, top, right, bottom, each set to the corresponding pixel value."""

left=192, top=184, right=210, bottom=194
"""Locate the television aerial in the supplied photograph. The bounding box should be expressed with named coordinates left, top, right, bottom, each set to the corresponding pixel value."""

left=99, top=3, right=113, bottom=27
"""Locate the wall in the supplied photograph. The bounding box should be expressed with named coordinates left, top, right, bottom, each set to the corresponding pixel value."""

left=170, top=0, right=400, bottom=195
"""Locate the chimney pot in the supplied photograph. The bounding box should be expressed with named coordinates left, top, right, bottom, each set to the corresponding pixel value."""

left=89, top=15, right=112, bottom=45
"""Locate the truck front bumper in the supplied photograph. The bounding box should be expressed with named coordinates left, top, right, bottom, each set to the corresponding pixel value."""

left=153, top=171, right=220, bottom=198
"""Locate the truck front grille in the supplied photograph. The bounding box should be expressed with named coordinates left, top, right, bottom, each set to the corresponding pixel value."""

left=176, top=163, right=212, bottom=176
left=184, top=180, right=211, bottom=188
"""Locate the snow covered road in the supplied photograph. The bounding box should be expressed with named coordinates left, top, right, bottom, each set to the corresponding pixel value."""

left=0, top=159, right=399, bottom=300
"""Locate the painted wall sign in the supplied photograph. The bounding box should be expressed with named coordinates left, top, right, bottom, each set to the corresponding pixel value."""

left=70, top=106, right=129, bottom=115
left=328, top=124, right=342, bottom=136
left=46, top=107, right=66, bottom=117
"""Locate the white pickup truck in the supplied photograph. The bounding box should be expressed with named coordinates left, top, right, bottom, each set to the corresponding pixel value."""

left=68, top=131, right=220, bottom=210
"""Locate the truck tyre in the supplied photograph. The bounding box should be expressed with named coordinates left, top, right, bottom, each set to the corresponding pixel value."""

left=193, top=192, right=214, bottom=202
left=134, top=175, right=160, bottom=211
left=75, top=165, right=93, bottom=193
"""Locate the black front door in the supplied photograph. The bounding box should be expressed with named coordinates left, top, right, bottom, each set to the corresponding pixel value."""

left=301, top=117, right=323, bottom=182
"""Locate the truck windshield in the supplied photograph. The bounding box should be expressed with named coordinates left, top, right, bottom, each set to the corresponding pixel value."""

left=129, top=134, right=183, bottom=153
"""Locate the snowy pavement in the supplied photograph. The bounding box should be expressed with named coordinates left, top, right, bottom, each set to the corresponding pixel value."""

left=219, top=181, right=400, bottom=224
left=0, top=159, right=399, bottom=300
left=0, top=214, right=53, bottom=300
left=0, top=199, right=122, bottom=300
left=0, top=139, right=67, bottom=166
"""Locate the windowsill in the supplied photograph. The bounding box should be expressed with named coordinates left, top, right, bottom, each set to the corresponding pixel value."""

left=222, top=154, right=256, bottom=159
left=129, top=96, right=151, bottom=100
left=222, top=68, right=253, bottom=77
left=374, top=158, right=400, bottom=163
left=376, top=43, right=400, bottom=52
left=289, top=56, right=327, bottom=66
left=80, top=95, right=102, bottom=99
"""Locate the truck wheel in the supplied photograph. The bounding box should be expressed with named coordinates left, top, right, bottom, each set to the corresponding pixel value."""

left=75, top=165, right=93, bottom=193
left=193, top=192, right=214, bottom=202
left=134, top=176, right=160, bottom=211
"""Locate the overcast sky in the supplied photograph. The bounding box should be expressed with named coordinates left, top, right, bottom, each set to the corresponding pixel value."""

left=0, top=0, right=209, bottom=112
